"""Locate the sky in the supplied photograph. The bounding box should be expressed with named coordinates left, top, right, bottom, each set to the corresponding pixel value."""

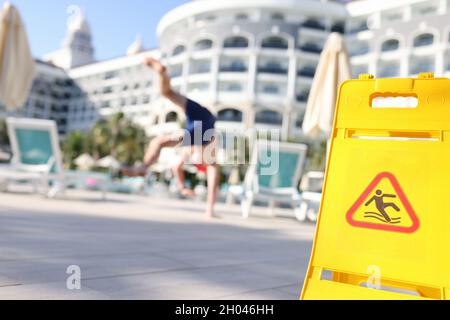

left=12, top=0, right=190, bottom=60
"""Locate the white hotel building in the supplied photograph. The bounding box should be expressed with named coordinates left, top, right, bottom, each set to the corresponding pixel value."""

left=3, top=0, right=450, bottom=139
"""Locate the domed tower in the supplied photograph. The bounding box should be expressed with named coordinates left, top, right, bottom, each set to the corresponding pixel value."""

left=44, top=10, right=95, bottom=69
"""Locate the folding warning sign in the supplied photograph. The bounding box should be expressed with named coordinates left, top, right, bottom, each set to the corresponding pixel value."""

left=301, top=73, right=450, bottom=300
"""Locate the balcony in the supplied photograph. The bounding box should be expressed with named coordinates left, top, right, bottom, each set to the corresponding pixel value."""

left=218, top=109, right=243, bottom=122
left=297, top=67, right=316, bottom=78
left=299, top=43, right=322, bottom=54
left=220, top=65, right=248, bottom=73
left=190, top=64, right=211, bottom=75
left=413, top=34, right=434, bottom=48
left=255, top=111, right=283, bottom=126
left=381, top=40, right=400, bottom=52
left=169, top=69, right=183, bottom=78
left=331, top=23, right=345, bottom=34
left=410, top=63, right=434, bottom=75
left=296, top=91, right=310, bottom=103
left=350, top=46, right=370, bottom=57
left=194, top=39, right=213, bottom=52
left=224, top=36, right=249, bottom=49
left=258, top=66, right=288, bottom=75
left=261, top=37, right=289, bottom=50
left=302, top=19, right=326, bottom=31
left=378, top=66, right=400, bottom=78
left=348, top=22, right=369, bottom=35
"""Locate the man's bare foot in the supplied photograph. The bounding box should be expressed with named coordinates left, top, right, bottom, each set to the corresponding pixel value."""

left=181, top=188, right=196, bottom=198
left=206, top=211, right=221, bottom=219
left=143, top=57, right=166, bottom=74
left=121, top=165, right=148, bottom=177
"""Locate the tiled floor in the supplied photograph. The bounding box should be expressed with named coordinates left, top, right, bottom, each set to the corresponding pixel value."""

left=0, top=188, right=315, bottom=300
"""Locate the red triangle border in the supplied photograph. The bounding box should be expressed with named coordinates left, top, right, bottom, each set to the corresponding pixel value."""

left=346, top=172, right=420, bottom=233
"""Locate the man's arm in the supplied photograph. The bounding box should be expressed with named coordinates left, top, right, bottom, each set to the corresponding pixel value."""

left=365, top=197, right=375, bottom=206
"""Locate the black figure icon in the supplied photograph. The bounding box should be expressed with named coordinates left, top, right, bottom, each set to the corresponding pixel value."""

left=364, top=190, right=401, bottom=224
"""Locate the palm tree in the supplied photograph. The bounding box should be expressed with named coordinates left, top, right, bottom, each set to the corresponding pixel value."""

left=116, top=119, right=146, bottom=166
left=61, top=113, right=148, bottom=169
left=90, top=120, right=111, bottom=160
left=107, top=112, right=125, bottom=158
left=62, top=131, right=89, bottom=169
left=0, top=118, right=9, bottom=150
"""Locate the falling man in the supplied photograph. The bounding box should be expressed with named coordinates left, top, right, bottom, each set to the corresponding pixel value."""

left=122, top=58, right=220, bottom=218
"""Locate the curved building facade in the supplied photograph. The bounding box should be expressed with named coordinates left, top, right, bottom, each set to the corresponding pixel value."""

left=154, top=0, right=347, bottom=139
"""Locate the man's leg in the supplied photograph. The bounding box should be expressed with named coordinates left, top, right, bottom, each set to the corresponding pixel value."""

left=123, top=133, right=182, bottom=177
left=172, top=146, right=196, bottom=197
left=206, top=164, right=220, bottom=218
left=143, top=134, right=182, bottom=168
left=144, top=57, right=187, bottom=111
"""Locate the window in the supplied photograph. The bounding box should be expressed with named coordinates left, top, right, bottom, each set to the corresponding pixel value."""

left=190, top=59, right=211, bottom=74
left=296, top=114, right=304, bottom=128
left=261, top=36, right=288, bottom=49
left=104, top=71, right=118, bottom=80
left=168, top=64, right=183, bottom=78
left=218, top=109, right=243, bottom=122
left=103, top=86, right=113, bottom=94
left=220, top=82, right=243, bottom=92
left=378, top=61, right=400, bottom=77
left=262, top=84, right=280, bottom=94
left=229, top=83, right=242, bottom=92
left=381, top=39, right=400, bottom=52
left=300, top=42, right=323, bottom=54
left=349, top=41, right=369, bottom=56
left=194, top=39, right=213, bottom=51
left=410, top=56, right=435, bottom=74
left=298, top=65, right=316, bottom=77
left=220, top=59, right=247, bottom=72
left=166, top=112, right=178, bottom=123
left=172, top=45, right=186, bottom=56
left=302, top=18, right=325, bottom=31
left=196, top=15, right=216, bottom=26
left=271, top=13, right=285, bottom=21
left=413, top=33, right=434, bottom=47
left=101, top=101, right=111, bottom=109
left=236, top=13, right=248, bottom=21
left=331, top=21, right=345, bottom=33
left=255, top=110, right=283, bottom=125
left=382, top=11, right=403, bottom=24
left=352, top=64, right=368, bottom=78
left=413, top=3, right=438, bottom=17
left=224, top=36, right=249, bottom=48
left=188, top=82, right=210, bottom=92
left=296, top=90, right=310, bottom=102
left=258, top=61, right=287, bottom=74
left=348, top=19, right=369, bottom=34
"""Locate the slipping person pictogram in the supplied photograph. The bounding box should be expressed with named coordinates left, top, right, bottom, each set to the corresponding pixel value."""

left=364, top=190, right=401, bottom=224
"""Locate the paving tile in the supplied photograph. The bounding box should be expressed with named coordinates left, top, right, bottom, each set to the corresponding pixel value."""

left=0, top=282, right=110, bottom=300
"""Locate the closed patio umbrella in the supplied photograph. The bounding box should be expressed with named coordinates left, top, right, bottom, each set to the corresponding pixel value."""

left=96, top=156, right=121, bottom=170
left=74, top=153, right=95, bottom=171
left=0, top=2, right=35, bottom=110
left=302, top=32, right=351, bottom=137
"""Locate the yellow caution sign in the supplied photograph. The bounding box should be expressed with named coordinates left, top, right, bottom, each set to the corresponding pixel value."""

left=301, top=73, right=450, bottom=300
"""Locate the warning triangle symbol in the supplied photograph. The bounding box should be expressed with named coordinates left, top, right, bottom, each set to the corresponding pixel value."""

left=346, top=172, right=420, bottom=233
